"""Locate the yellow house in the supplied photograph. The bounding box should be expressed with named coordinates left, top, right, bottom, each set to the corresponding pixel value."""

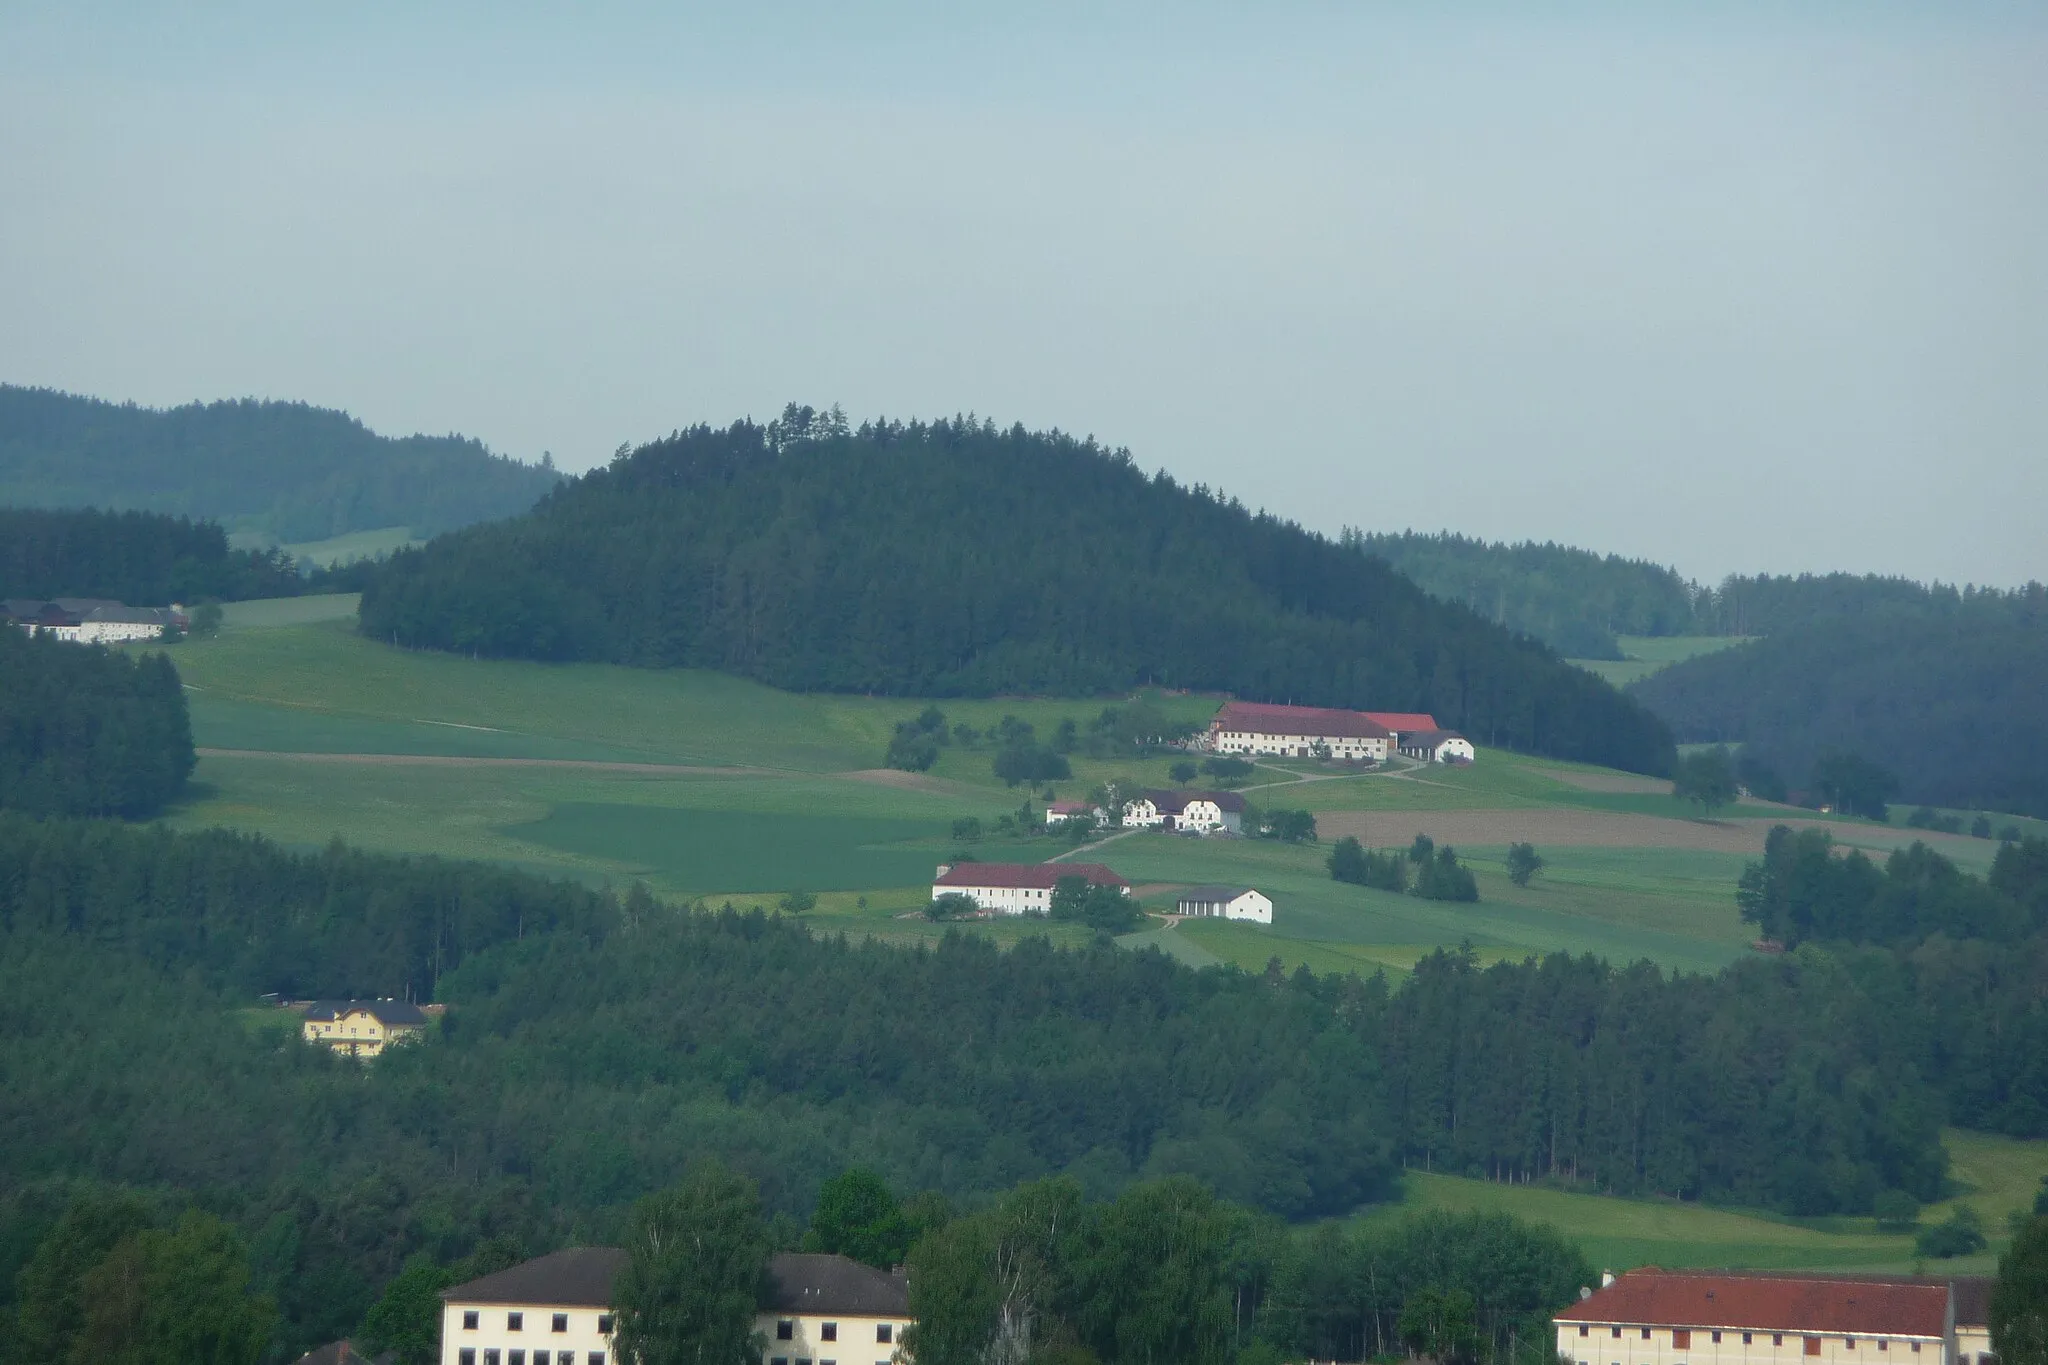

left=758, top=1252, right=910, bottom=1365
left=301, top=999, right=429, bottom=1058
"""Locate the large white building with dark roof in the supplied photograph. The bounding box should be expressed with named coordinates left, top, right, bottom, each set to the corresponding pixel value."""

left=931, top=861, right=1129, bottom=915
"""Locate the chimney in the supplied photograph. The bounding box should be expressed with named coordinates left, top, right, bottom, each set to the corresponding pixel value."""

left=1602, top=1271, right=1616, bottom=1289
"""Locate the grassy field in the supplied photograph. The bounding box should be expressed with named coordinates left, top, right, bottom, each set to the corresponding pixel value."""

left=146, top=600, right=2002, bottom=976
left=1351, top=1128, right=2045, bottom=1275
left=229, top=526, right=423, bottom=566
left=1570, top=635, right=1750, bottom=688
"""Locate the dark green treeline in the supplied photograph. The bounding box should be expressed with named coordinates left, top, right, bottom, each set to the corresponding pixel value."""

left=0, top=631, right=194, bottom=818
left=0, top=507, right=302, bottom=605
left=358, top=407, right=1674, bottom=774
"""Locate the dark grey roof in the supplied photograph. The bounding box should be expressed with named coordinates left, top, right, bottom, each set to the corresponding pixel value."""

left=293, top=1342, right=394, bottom=1365
left=1177, top=885, right=1258, bottom=905
left=766, top=1253, right=910, bottom=1318
left=1949, top=1276, right=1991, bottom=1328
left=302, top=999, right=429, bottom=1026
left=442, top=1247, right=627, bottom=1307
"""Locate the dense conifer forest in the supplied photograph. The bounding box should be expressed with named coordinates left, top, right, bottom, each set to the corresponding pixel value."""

left=0, top=386, right=559, bottom=541
left=0, top=507, right=304, bottom=604
left=7, top=816, right=2047, bottom=1352
left=357, top=407, right=1674, bottom=774
left=0, top=632, right=194, bottom=817
left=1632, top=587, right=2048, bottom=816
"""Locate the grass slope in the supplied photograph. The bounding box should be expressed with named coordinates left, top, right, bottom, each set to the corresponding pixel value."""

left=1355, top=1129, right=2046, bottom=1276
left=1572, top=635, right=1751, bottom=688
left=151, top=602, right=1924, bottom=971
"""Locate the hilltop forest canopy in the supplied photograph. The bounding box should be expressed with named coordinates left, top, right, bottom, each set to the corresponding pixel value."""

left=358, top=408, right=1674, bottom=774
left=0, top=507, right=303, bottom=604
left=1342, top=531, right=2036, bottom=656
left=0, top=630, right=194, bottom=818
left=0, top=385, right=560, bottom=542
left=1632, top=587, right=2048, bottom=817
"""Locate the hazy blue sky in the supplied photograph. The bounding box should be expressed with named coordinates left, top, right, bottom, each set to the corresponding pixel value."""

left=3, top=4, right=2043, bottom=584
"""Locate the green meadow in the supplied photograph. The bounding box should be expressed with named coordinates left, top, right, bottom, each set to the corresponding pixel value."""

left=1353, top=1127, right=2046, bottom=1276
left=151, top=600, right=1948, bottom=975
left=1570, top=634, right=1750, bottom=688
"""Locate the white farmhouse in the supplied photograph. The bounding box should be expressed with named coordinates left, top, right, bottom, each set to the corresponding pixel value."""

left=1206, top=701, right=1393, bottom=762
left=932, top=861, right=1130, bottom=915
left=1043, top=799, right=1099, bottom=827
left=1126, top=790, right=1245, bottom=833
left=1398, top=729, right=1476, bottom=764
left=5, top=598, right=187, bottom=643
left=1174, top=886, right=1273, bottom=924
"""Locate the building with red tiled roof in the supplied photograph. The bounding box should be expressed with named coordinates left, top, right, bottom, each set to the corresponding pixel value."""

left=1364, top=711, right=1440, bottom=735
left=932, top=861, right=1129, bottom=915
left=1555, top=1270, right=1957, bottom=1365
left=1207, top=701, right=1393, bottom=762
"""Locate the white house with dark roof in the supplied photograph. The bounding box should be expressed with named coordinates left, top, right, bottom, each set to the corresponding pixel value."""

left=760, top=1252, right=911, bottom=1365
left=1125, top=790, right=1245, bottom=833
left=4, top=597, right=187, bottom=643
left=932, top=862, right=1129, bottom=915
left=1399, top=729, right=1476, bottom=763
left=440, top=1247, right=625, bottom=1365
left=436, top=1248, right=910, bottom=1365
left=1206, top=701, right=1393, bottom=762
left=1174, top=886, right=1272, bottom=924
left=1043, top=799, right=1099, bottom=827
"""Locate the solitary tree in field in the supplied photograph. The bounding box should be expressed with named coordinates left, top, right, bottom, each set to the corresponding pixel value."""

left=1673, top=747, right=1739, bottom=817
left=1506, top=843, right=1544, bottom=887
left=1169, top=760, right=1199, bottom=785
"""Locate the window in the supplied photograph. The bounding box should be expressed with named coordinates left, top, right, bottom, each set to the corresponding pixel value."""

left=510, top=1354, right=524, bottom=1365
left=1806, top=1340, right=1823, bottom=1357
left=599, top=1315, right=613, bottom=1335
left=460, top=1352, right=476, bottom=1365
left=485, top=1352, right=501, bottom=1365
left=1644, top=1330, right=1654, bottom=1341
left=510, top=1312, right=524, bottom=1331
left=778, top=1320, right=796, bottom=1341
left=553, top=1315, right=569, bottom=1333
left=1714, top=1334, right=1724, bottom=1345
left=1746, top=1336, right=1754, bottom=1346
left=1879, top=1344, right=1889, bottom=1353
left=589, top=1355, right=606, bottom=1365
left=772, top=1359, right=789, bottom=1365
left=877, top=1325, right=894, bottom=1344
left=823, top=1324, right=838, bottom=1342
left=1847, top=1341, right=1857, bottom=1351
left=1912, top=1348, right=1921, bottom=1355
left=1775, top=1337, right=1785, bottom=1347
left=465, top=1311, right=480, bottom=1331
left=1581, top=1328, right=1591, bottom=1339
left=1676, top=1332, right=1693, bottom=1350
left=1613, top=1328, right=1624, bottom=1339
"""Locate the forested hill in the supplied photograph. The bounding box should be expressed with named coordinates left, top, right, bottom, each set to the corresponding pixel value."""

left=1342, top=531, right=1697, bottom=658
left=0, top=507, right=302, bottom=604
left=358, top=408, right=1674, bottom=773
left=0, top=385, right=560, bottom=542
left=1632, top=587, right=2048, bottom=817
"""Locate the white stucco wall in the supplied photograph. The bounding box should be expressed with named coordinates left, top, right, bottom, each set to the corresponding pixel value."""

left=441, top=1301, right=615, bottom=1365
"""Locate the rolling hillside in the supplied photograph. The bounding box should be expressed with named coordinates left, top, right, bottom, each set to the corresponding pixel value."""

left=0, top=384, right=559, bottom=541
left=359, top=407, right=1675, bottom=774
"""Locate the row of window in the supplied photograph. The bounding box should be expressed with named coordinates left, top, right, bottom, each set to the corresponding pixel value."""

left=461, top=1310, right=613, bottom=1335
left=1578, top=1327, right=1925, bottom=1355
left=765, top=1358, right=891, bottom=1365
left=457, top=1352, right=602, bottom=1365
left=773, top=1320, right=894, bottom=1344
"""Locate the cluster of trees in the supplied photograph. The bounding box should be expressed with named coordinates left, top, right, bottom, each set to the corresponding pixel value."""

left=359, top=408, right=1675, bottom=774
left=886, top=704, right=1193, bottom=785
left=0, top=507, right=304, bottom=605
left=1738, top=827, right=2048, bottom=951
left=0, top=632, right=194, bottom=817
left=0, top=385, right=560, bottom=542
left=1730, top=828, right=2048, bottom=1136
left=1633, top=586, right=2048, bottom=816
left=1328, top=834, right=1479, bottom=901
